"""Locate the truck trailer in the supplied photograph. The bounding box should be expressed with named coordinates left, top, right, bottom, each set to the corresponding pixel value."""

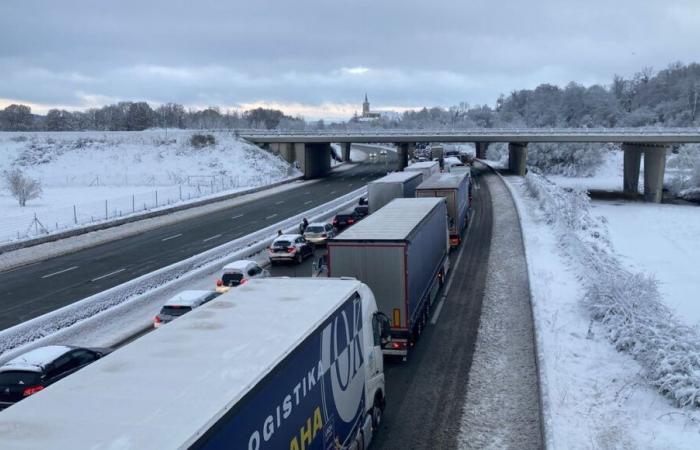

left=416, top=171, right=471, bottom=247
left=327, top=198, right=450, bottom=358
left=367, top=171, right=423, bottom=214
left=0, top=278, right=391, bottom=450
left=405, top=160, right=439, bottom=181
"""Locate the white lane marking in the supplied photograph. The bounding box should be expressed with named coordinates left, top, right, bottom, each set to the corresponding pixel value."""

left=161, top=233, right=183, bottom=242
left=348, top=183, right=353, bottom=187
left=275, top=200, right=284, bottom=205
left=41, top=266, right=78, bottom=279
left=265, top=214, right=278, bottom=220
left=203, top=233, right=222, bottom=243
left=431, top=211, right=474, bottom=325
left=232, top=213, right=244, bottom=219
left=304, top=200, right=313, bottom=205
left=304, top=191, right=311, bottom=195
left=330, top=190, right=337, bottom=195
left=91, top=268, right=126, bottom=282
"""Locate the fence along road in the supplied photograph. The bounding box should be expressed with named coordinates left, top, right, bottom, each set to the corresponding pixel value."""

left=0, top=150, right=392, bottom=330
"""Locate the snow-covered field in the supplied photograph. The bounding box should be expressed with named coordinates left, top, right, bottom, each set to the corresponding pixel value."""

left=506, top=172, right=700, bottom=448
left=0, top=130, right=299, bottom=243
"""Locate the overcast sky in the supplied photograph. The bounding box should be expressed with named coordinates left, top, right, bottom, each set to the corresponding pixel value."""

left=1, top=0, right=699, bottom=120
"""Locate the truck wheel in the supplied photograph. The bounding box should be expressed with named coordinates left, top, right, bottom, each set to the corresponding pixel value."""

left=371, top=398, right=383, bottom=431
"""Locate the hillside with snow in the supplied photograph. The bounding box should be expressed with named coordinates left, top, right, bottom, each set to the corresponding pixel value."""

left=0, top=130, right=299, bottom=242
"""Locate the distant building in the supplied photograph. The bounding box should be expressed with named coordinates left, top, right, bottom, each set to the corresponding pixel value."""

left=361, top=94, right=381, bottom=119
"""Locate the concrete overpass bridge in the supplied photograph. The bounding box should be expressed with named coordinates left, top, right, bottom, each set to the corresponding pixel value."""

left=239, top=128, right=700, bottom=202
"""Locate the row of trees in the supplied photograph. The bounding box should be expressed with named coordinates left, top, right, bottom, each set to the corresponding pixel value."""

left=0, top=103, right=305, bottom=132
left=2, top=62, right=700, bottom=132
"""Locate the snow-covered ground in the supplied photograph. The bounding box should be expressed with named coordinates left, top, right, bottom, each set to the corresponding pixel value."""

left=0, top=130, right=300, bottom=243
left=592, top=201, right=700, bottom=327
left=505, top=172, right=700, bottom=449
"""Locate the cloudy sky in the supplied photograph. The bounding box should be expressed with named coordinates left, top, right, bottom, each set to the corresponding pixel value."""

left=1, top=0, right=699, bottom=120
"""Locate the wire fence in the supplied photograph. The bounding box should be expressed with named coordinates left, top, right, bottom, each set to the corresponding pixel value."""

left=1, top=173, right=278, bottom=244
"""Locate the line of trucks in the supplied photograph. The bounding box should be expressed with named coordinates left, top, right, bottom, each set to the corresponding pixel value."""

left=0, top=160, right=473, bottom=450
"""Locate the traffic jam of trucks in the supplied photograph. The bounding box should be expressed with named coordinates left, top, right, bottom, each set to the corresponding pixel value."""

left=0, top=152, right=475, bottom=449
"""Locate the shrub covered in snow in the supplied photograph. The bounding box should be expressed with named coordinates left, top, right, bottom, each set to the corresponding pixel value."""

left=525, top=172, right=700, bottom=407
left=526, top=142, right=609, bottom=176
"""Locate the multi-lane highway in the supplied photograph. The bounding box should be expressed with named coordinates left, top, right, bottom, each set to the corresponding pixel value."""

left=0, top=148, right=392, bottom=330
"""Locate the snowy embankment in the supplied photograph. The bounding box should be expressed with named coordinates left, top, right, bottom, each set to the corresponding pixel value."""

left=0, top=130, right=300, bottom=243
left=506, top=172, right=700, bottom=448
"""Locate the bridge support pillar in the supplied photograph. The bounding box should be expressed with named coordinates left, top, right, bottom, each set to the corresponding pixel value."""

left=622, top=144, right=642, bottom=196
left=643, top=145, right=668, bottom=203
left=341, top=142, right=352, bottom=162
left=269, top=143, right=296, bottom=164
left=508, top=142, right=528, bottom=176
left=296, top=143, right=331, bottom=179
left=475, top=142, right=488, bottom=159
left=396, top=143, right=409, bottom=171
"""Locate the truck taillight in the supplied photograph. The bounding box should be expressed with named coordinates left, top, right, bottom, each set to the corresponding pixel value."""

left=22, top=386, right=44, bottom=397
left=390, top=341, right=406, bottom=350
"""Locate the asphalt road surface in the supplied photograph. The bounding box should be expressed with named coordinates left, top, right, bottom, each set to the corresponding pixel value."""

left=0, top=149, right=392, bottom=330
left=372, top=163, right=495, bottom=449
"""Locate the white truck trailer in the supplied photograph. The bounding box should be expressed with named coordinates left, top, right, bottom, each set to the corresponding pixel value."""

left=416, top=171, right=471, bottom=247
left=327, top=198, right=450, bottom=359
left=367, top=171, right=423, bottom=214
left=405, top=160, right=440, bottom=181
left=0, top=278, right=391, bottom=450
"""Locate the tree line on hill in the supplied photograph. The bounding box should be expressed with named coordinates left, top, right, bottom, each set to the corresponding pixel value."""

left=0, top=103, right=305, bottom=132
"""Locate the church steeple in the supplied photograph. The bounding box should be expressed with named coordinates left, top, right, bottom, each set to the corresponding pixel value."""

left=362, top=94, right=370, bottom=115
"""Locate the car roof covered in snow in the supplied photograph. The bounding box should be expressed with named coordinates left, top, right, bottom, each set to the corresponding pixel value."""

left=0, top=345, right=73, bottom=373
left=369, top=171, right=422, bottom=184
left=163, top=290, right=213, bottom=307
left=222, top=260, right=255, bottom=271
left=0, top=278, right=363, bottom=450
left=274, top=234, right=301, bottom=242
left=417, top=172, right=469, bottom=190
left=332, top=197, right=444, bottom=241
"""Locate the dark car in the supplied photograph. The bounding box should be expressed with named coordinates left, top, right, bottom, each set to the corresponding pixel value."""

left=0, top=345, right=112, bottom=409
left=332, top=209, right=362, bottom=231
left=354, top=205, right=369, bottom=218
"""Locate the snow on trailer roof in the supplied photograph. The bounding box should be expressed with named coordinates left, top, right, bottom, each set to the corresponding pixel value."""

left=369, top=171, right=422, bottom=184
left=406, top=161, right=439, bottom=170
left=0, top=278, right=364, bottom=450
left=417, top=172, right=469, bottom=190
left=332, top=197, right=444, bottom=241
left=0, top=345, right=73, bottom=373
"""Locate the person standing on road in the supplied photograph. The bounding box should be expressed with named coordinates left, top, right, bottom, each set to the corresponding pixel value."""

left=300, top=218, right=309, bottom=234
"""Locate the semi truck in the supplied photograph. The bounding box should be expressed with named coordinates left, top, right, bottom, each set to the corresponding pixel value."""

left=367, top=171, right=423, bottom=214
left=405, top=160, right=439, bottom=181
left=327, top=198, right=450, bottom=359
left=0, top=278, right=391, bottom=450
left=416, top=172, right=471, bottom=247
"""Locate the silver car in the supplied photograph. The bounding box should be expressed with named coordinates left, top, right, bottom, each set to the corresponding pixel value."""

left=303, top=222, right=336, bottom=246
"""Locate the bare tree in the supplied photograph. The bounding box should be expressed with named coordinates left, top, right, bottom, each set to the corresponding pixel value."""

left=4, top=168, right=42, bottom=206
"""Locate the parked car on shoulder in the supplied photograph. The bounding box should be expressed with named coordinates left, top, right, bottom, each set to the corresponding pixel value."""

left=332, top=209, right=362, bottom=230
left=153, top=290, right=218, bottom=328
left=303, top=222, right=336, bottom=246
left=268, top=234, right=314, bottom=264
left=216, top=260, right=269, bottom=293
left=0, top=345, right=111, bottom=409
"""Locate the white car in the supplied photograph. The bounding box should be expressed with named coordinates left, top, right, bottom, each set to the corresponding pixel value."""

left=380, top=149, right=387, bottom=156
left=369, top=152, right=377, bottom=159
left=153, top=290, right=218, bottom=328
left=215, top=260, right=269, bottom=293
left=268, top=234, right=314, bottom=264
left=303, top=222, right=336, bottom=246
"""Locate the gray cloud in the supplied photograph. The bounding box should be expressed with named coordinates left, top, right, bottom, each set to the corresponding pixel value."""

left=1, top=0, right=699, bottom=119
